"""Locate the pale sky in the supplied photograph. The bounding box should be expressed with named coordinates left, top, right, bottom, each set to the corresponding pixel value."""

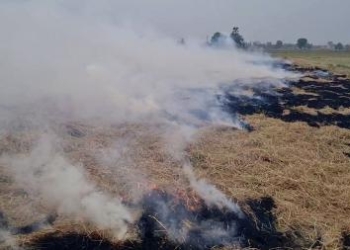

left=5, top=0, right=350, bottom=44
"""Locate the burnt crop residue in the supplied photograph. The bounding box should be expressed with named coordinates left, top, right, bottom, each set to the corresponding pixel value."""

left=221, top=65, right=350, bottom=129
left=137, top=190, right=298, bottom=250
left=28, top=191, right=300, bottom=250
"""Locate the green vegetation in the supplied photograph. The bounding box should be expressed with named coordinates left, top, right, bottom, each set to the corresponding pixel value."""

left=210, top=31, right=224, bottom=44
left=335, top=42, right=344, bottom=51
left=272, top=50, right=350, bottom=76
left=210, top=26, right=246, bottom=48
left=297, top=38, right=308, bottom=49
left=230, top=26, right=245, bottom=48
left=275, top=40, right=283, bottom=49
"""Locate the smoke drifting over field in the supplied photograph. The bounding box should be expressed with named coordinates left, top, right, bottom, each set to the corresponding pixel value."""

left=3, top=135, right=133, bottom=239
left=0, top=1, right=295, bottom=248
left=0, top=1, right=291, bottom=130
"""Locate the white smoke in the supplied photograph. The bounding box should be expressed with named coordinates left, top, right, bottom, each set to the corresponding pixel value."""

left=165, top=128, right=245, bottom=220
left=183, top=163, right=244, bottom=218
left=0, top=229, right=21, bottom=250
left=0, top=0, right=295, bottom=244
left=0, top=0, right=292, bottom=133
left=1, top=135, right=133, bottom=239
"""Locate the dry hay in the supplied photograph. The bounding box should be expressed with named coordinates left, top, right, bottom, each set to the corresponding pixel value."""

left=0, top=114, right=349, bottom=249
left=1, top=67, right=350, bottom=249
left=189, top=115, right=350, bottom=249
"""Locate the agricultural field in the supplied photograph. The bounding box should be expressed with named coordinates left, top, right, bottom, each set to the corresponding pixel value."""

left=272, top=50, right=350, bottom=77
left=1, top=2, right=350, bottom=249
left=1, top=54, right=350, bottom=249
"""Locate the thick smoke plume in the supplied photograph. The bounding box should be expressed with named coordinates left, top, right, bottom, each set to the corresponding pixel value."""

left=0, top=1, right=291, bottom=131
left=0, top=229, right=20, bottom=250
left=0, top=0, right=295, bottom=246
left=2, top=135, right=133, bottom=239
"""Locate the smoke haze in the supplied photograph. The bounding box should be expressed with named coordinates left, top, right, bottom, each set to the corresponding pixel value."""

left=2, top=135, right=133, bottom=239
left=0, top=1, right=292, bottom=131
left=0, top=0, right=296, bottom=245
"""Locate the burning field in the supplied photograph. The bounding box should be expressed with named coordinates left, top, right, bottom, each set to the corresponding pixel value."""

left=0, top=123, right=295, bottom=250
left=0, top=64, right=349, bottom=250
left=1, top=1, right=350, bottom=250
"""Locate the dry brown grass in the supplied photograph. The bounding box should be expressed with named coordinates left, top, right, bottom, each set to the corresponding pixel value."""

left=1, top=115, right=350, bottom=249
left=1, top=72, right=350, bottom=249
left=271, top=50, right=350, bottom=77
left=290, top=105, right=350, bottom=117
left=291, top=87, right=319, bottom=96
left=190, top=115, right=350, bottom=249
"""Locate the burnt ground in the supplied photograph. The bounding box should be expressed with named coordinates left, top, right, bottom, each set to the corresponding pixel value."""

left=26, top=193, right=305, bottom=250
left=4, top=64, right=350, bottom=250
left=222, top=65, right=350, bottom=129
left=342, top=232, right=350, bottom=250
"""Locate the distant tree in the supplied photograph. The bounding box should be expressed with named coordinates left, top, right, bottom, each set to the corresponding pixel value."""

left=335, top=42, right=344, bottom=51
left=275, top=40, right=283, bottom=49
left=328, top=41, right=335, bottom=49
left=230, top=26, right=246, bottom=48
left=345, top=44, right=350, bottom=51
left=297, top=38, right=308, bottom=49
left=211, top=32, right=224, bottom=45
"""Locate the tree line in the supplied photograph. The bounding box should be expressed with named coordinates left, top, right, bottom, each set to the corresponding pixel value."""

left=210, top=26, right=246, bottom=48
left=208, top=27, right=350, bottom=51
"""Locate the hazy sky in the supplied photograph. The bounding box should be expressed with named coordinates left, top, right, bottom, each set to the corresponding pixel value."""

left=4, top=0, right=350, bottom=44
left=152, top=0, right=350, bottom=44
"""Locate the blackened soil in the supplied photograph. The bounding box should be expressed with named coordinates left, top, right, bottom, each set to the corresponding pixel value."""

left=27, top=193, right=307, bottom=250
left=222, top=65, right=350, bottom=129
